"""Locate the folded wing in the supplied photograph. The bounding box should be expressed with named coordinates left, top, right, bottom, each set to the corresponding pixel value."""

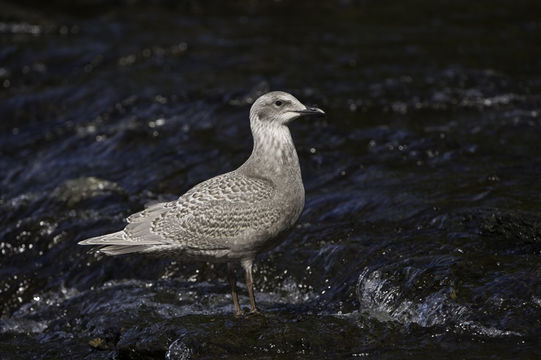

left=78, top=172, right=277, bottom=255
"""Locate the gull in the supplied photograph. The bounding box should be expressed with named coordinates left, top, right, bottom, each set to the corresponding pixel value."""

left=79, top=91, right=325, bottom=315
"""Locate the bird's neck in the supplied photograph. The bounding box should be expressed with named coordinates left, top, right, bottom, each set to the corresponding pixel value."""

left=240, top=120, right=300, bottom=180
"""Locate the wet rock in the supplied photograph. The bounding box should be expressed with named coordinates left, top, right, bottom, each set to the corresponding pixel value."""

left=478, top=209, right=541, bottom=253
left=356, top=209, right=541, bottom=338
left=116, top=314, right=367, bottom=359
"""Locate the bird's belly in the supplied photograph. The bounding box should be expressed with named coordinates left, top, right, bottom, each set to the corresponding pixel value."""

left=229, top=184, right=304, bottom=258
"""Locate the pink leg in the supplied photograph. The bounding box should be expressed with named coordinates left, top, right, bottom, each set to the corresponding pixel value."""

left=241, top=259, right=259, bottom=314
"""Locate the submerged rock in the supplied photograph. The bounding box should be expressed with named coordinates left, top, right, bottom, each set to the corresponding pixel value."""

left=51, top=177, right=126, bottom=207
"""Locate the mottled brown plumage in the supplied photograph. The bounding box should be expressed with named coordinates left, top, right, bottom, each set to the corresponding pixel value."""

left=79, top=91, right=324, bottom=315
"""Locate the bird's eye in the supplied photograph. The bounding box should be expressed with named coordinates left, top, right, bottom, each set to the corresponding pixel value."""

left=274, top=100, right=283, bottom=107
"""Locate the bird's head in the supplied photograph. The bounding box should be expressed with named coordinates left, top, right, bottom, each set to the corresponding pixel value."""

left=249, top=91, right=324, bottom=127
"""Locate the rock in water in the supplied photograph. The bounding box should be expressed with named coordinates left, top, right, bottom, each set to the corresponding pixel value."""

left=78, top=91, right=325, bottom=315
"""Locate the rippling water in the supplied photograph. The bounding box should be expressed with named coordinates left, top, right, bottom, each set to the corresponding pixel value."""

left=1, top=1, right=541, bottom=359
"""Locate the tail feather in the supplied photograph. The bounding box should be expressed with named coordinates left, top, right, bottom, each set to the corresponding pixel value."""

left=99, top=245, right=152, bottom=255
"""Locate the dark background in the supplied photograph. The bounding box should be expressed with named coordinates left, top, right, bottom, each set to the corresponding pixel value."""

left=1, top=1, right=541, bottom=359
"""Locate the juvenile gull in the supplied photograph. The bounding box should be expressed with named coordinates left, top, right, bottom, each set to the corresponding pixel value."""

left=79, top=91, right=324, bottom=315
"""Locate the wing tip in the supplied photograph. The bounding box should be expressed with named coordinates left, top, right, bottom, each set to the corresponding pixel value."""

left=78, top=231, right=125, bottom=246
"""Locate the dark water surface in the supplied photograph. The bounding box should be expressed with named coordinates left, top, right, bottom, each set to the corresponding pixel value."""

left=1, top=1, right=541, bottom=358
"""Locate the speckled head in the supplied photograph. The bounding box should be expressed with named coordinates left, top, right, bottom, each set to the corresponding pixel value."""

left=249, top=91, right=325, bottom=126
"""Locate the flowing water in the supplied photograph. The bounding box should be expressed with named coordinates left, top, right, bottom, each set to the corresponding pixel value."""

left=1, top=1, right=541, bottom=359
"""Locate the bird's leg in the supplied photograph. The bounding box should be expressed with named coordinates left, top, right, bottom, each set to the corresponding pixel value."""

left=227, top=262, right=242, bottom=316
left=241, top=258, right=259, bottom=314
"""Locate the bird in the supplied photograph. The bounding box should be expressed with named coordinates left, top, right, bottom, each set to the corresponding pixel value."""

left=78, top=91, right=325, bottom=315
